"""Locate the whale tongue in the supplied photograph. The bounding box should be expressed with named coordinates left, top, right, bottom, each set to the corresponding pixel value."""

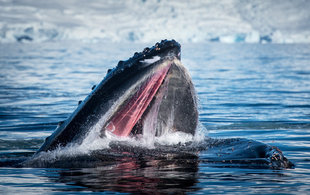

left=105, top=64, right=171, bottom=137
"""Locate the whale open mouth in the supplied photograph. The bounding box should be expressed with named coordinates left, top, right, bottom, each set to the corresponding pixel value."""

left=37, top=40, right=198, bottom=153
left=104, top=63, right=172, bottom=137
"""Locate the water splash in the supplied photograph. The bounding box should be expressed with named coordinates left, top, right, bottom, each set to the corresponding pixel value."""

left=24, top=124, right=205, bottom=167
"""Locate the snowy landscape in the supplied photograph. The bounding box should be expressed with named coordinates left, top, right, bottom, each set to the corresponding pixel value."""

left=1, top=0, right=310, bottom=43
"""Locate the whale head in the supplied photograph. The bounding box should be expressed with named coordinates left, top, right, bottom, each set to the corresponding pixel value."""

left=38, top=40, right=198, bottom=152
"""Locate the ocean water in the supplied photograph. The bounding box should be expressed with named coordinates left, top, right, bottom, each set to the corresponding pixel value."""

left=0, top=42, right=310, bottom=194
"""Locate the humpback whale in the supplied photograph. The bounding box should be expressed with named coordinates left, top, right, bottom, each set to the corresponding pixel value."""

left=31, top=40, right=293, bottom=170
left=37, top=40, right=198, bottom=153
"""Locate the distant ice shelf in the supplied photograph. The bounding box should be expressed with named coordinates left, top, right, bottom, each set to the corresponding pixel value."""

left=1, top=0, right=310, bottom=43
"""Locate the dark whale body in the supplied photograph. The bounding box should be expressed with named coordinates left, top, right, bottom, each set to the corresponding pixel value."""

left=38, top=40, right=198, bottom=153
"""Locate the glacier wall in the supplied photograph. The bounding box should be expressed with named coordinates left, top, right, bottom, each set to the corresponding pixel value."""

left=1, top=0, right=309, bottom=43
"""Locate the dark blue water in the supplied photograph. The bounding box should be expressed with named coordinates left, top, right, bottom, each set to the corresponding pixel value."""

left=0, top=42, right=310, bottom=194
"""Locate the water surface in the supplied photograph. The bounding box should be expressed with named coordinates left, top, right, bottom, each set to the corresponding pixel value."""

left=0, top=42, right=310, bottom=194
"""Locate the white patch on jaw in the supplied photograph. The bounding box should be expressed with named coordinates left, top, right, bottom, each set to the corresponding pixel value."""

left=140, top=56, right=161, bottom=65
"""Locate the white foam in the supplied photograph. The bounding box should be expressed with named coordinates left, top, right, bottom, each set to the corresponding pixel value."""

left=29, top=124, right=206, bottom=165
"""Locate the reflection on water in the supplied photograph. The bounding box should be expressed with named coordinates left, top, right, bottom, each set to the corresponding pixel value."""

left=0, top=42, right=310, bottom=193
left=47, top=154, right=199, bottom=193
